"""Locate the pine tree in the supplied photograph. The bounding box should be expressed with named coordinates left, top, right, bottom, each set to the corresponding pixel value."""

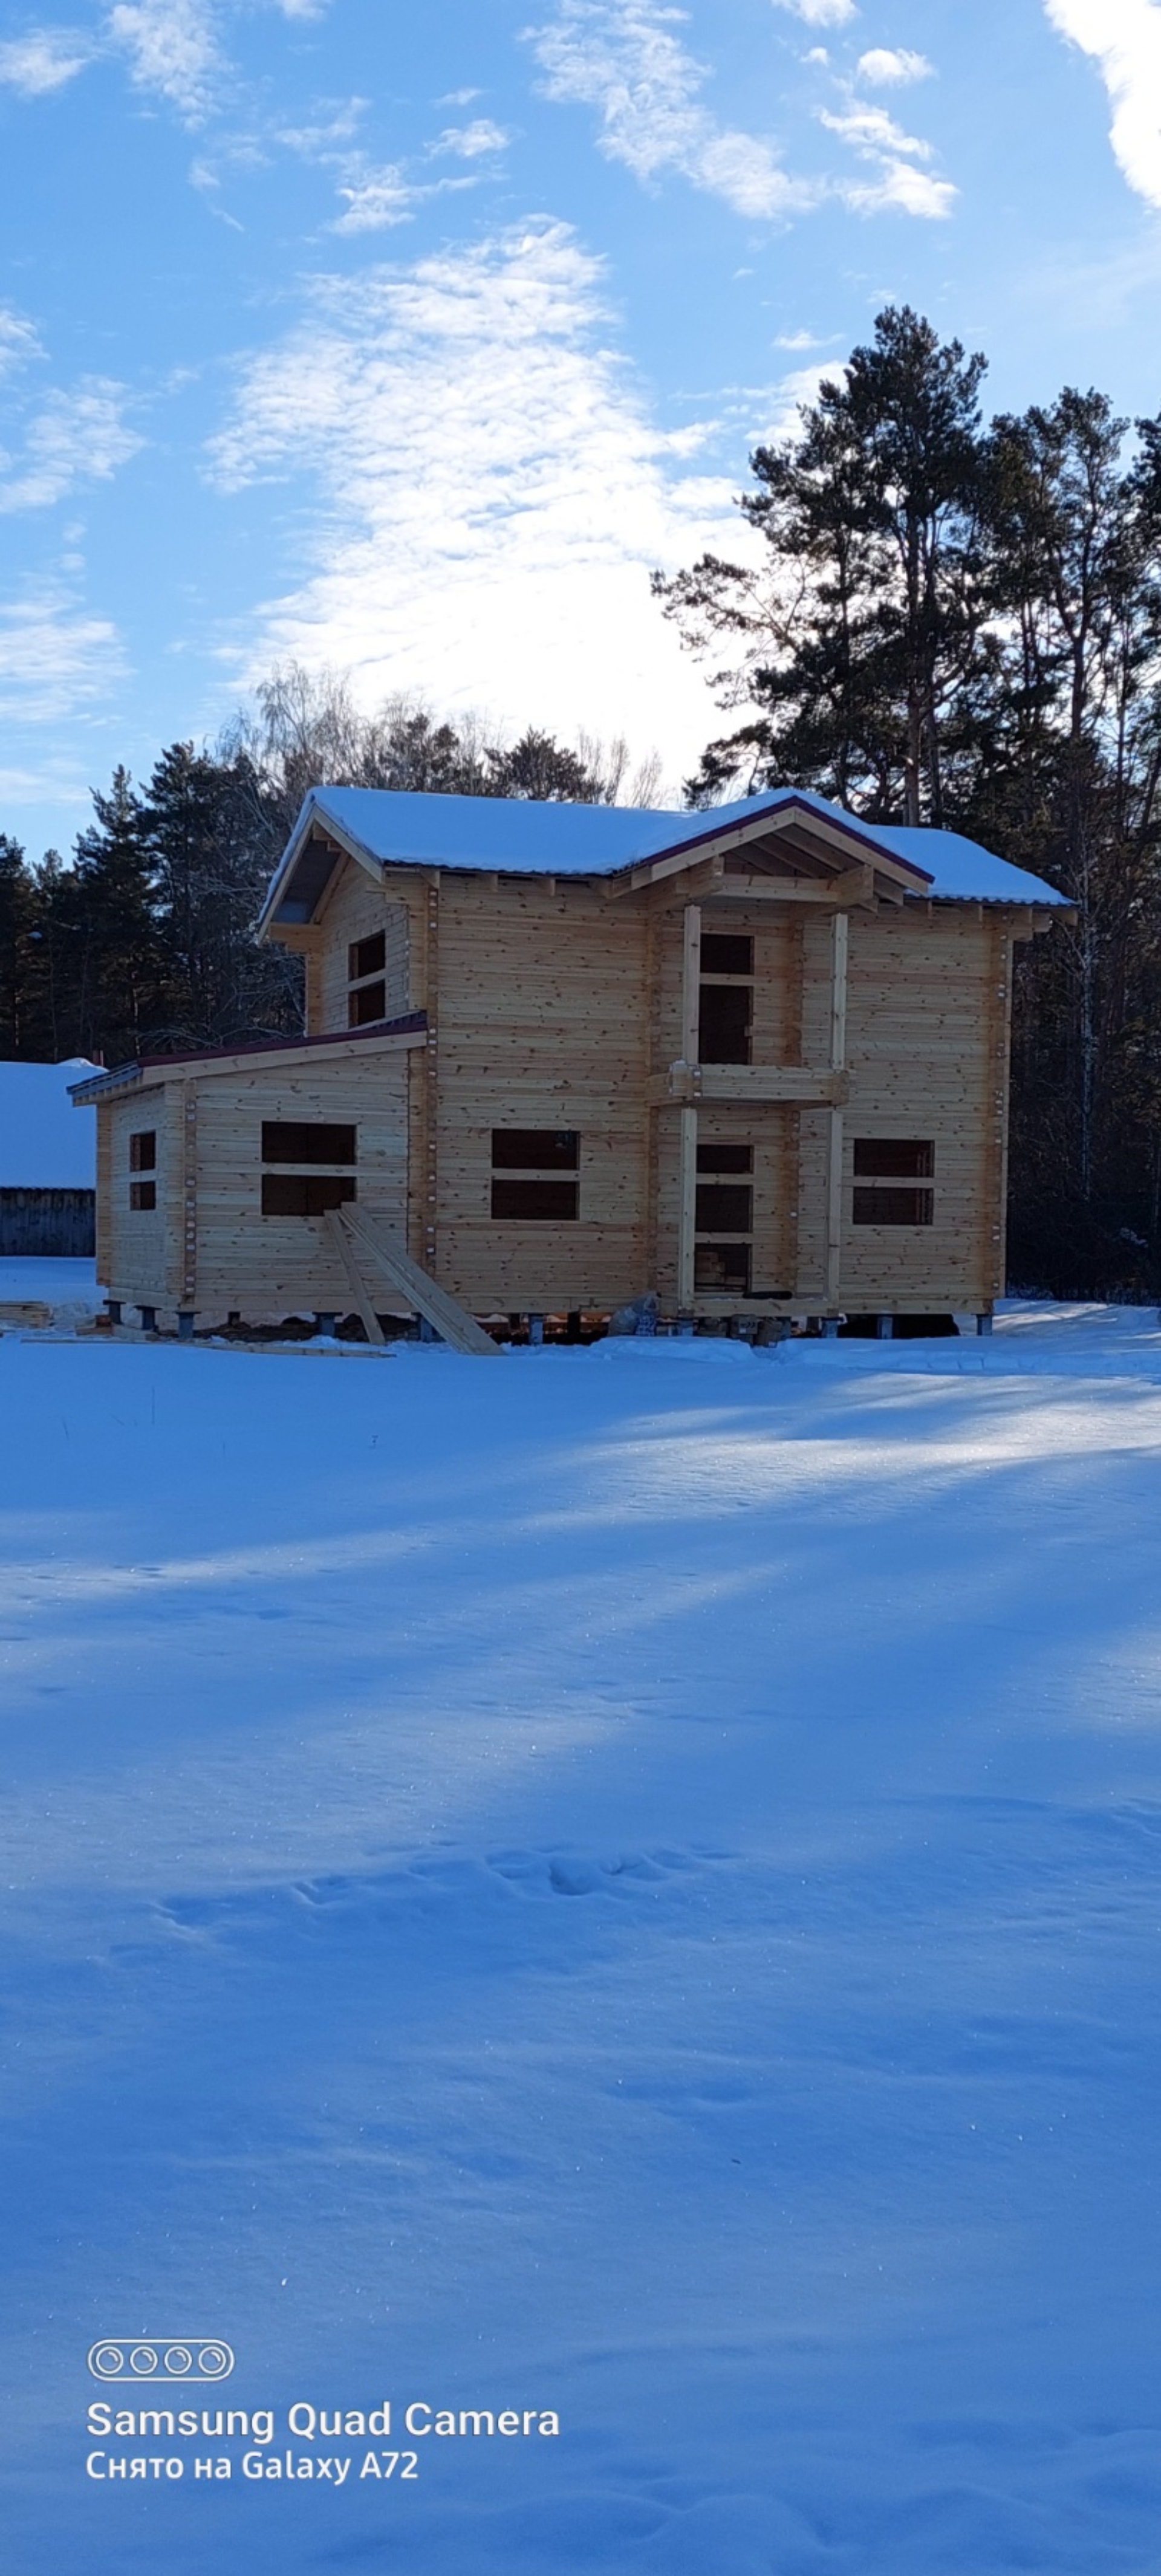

left=654, top=306, right=989, bottom=822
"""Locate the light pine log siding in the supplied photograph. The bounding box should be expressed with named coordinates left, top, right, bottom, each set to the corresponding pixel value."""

left=432, top=873, right=650, bottom=1309
left=102, top=1087, right=169, bottom=1305
left=314, top=860, right=411, bottom=1033
left=93, top=849, right=1031, bottom=1322
left=189, top=1063, right=409, bottom=1311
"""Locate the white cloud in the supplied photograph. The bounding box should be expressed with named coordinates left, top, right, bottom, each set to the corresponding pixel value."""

left=771, top=0, right=857, bottom=24
left=207, top=221, right=755, bottom=776
left=434, top=118, right=512, bottom=158
left=107, top=0, right=226, bottom=125
left=856, top=47, right=932, bottom=86
left=0, top=583, right=126, bottom=722
left=0, top=381, right=143, bottom=513
left=0, top=307, right=44, bottom=376
left=0, top=28, right=91, bottom=94
left=821, top=95, right=955, bottom=217
left=331, top=161, right=420, bottom=232
left=1045, top=0, right=1161, bottom=208
left=530, top=1, right=815, bottom=218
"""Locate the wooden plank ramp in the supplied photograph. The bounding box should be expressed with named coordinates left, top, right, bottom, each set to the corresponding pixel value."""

left=338, top=1207, right=502, bottom=1357
left=324, top=1210, right=386, bottom=1345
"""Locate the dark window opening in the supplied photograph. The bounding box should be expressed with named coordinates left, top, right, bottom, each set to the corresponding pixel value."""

left=261, top=1123, right=357, bottom=1166
left=262, top=1174, right=357, bottom=1218
left=129, top=1129, right=156, bottom=1172
left=698, top=983, right=752, bottom=1065
left=696, top=1183, right=753, bottom=1234
left=129, top=1179, right=156, bottom=1212
left=701, top=933, right=753, bottom=976
left=491, top=1178, right=579, bottom=1221
left=695, top=1241, right=752, bottom=1293
left=348, top=981, right=386, bottom=1027
left=349, top=930, right=386, bottom=982
left=491, top=1129, right=579, bottom=1171
left=697, top=1142, right=752, bottom=1175
left=854, top=1138, right=934, bottom=1179
left=853, top=1186, right=934, bottom=1227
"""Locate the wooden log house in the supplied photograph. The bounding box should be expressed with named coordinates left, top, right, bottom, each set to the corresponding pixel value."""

left=70, top=785, right=1068, bottom=1343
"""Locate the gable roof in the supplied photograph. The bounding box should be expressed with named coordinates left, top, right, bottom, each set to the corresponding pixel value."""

left=260, top=782, right=1070, bottom=930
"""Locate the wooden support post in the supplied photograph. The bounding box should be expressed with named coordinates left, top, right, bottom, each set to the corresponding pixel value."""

left=139, top=1305, right=156, bottom=1333
left=976, top=1311, right=994, bottom=1337
left=178, top=1310, right=195, bottom=1340
left=527, top=1313, right=544, bottom=1346
left=825, top=909, right=848, bottom=1311
left=105, top=1299, right=122, bottom=1326
left=678, top=1104, right=698, bottom=1311
left=681, top=903, right=701, bottom=1065
left=314, top=1313, right=337, bottom=1338
left=876, top=1313, right=893, bottom=1340
left=180, top=1084, right=198, bottom=1309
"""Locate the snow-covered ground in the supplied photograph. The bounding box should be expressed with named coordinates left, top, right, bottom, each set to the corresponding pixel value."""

left=3, top=1303, right=1161, bottom=2572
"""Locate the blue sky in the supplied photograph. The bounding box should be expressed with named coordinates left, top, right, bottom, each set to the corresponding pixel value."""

left=2, top=0, right=1160, bottom=854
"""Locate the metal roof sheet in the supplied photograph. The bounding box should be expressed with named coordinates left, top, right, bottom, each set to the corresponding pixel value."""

left=262, top=784, right=1070, bottom=921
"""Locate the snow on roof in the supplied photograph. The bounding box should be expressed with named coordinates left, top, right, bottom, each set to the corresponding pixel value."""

left=0, top=1060, right=99, bottom=1187
left=265, top=783, right=1069, bottom=923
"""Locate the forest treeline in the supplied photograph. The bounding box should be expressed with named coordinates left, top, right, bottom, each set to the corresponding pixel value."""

left=4, top=307, right=1161, bottom=1297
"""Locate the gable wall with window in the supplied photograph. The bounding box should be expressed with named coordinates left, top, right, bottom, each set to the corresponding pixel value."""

left=314, top=861, right=411, bottom=1034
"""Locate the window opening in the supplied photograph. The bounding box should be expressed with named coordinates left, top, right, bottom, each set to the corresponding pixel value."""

left=853, top=1186, right=934, bottom=1227
left=853, top=1138, right=934, bottom=1179
left=261, top=1123, right=356, bottom=1166
left=699, top=934, right=753, bottom=1065
left=695, top=1243, right=752, bottom=1294
left=261, top=1174, right=356, bottom=1218
left=349, top=932, right=385, bottom=982
left=129, top=1130, right=156, bottom=1171
left=348, top=929, right=388, bottom=1027
left=129, top=1181, right=156, bottom=1212
left=852, top=1138, right=934, bottom=1225
left=701, top=934, right=753, bottom=976
left=697, top=1142, right=752, bottom=1175
left=490, top=1130, right=579, bottom=1221
left=261, top=1123, right=358, bottom=1220
left=349, top=982, right=386, bottom=1027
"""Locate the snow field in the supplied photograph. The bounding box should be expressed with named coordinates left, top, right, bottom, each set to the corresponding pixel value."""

left=1, top=1310, right=1160, bottom=2571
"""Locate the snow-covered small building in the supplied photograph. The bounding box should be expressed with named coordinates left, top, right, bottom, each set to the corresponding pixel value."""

left=1, top=1060, right=98, bottom=1256
left=71, top=787, right=1070, bottom=1340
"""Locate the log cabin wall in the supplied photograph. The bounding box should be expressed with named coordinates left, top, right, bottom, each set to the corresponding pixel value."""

left=311, top=863, right=411, bottom=1035
left=426, top=871, right=651, bottom=1312
left=102, top=1086, right=171, bottom=1308
left=84, top=817, right=1039, bottom=1323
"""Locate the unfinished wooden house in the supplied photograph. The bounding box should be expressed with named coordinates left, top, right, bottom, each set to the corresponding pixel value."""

left=71, top=786, right=1068, bottom=1344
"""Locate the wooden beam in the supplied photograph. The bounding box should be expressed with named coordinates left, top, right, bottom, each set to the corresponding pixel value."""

left=324, top=1210, right=386, bottom=1344
left=181, top=1084, right=197, bottom=1307
left=681, top=903, right=701, bottom=1064
left=830, top=909, right=849, bottom=1071
left=340, top=1207, right=502, bottom=1357
left=649, top=1065, right=848, bottom=1108
left=678, top=1105, right=698, bottom=1309
left=825, top=1107, right=844, bottom=1309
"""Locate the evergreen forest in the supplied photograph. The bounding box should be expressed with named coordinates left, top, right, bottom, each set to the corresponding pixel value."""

left=5, top=308, right=1161, bottom=1299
